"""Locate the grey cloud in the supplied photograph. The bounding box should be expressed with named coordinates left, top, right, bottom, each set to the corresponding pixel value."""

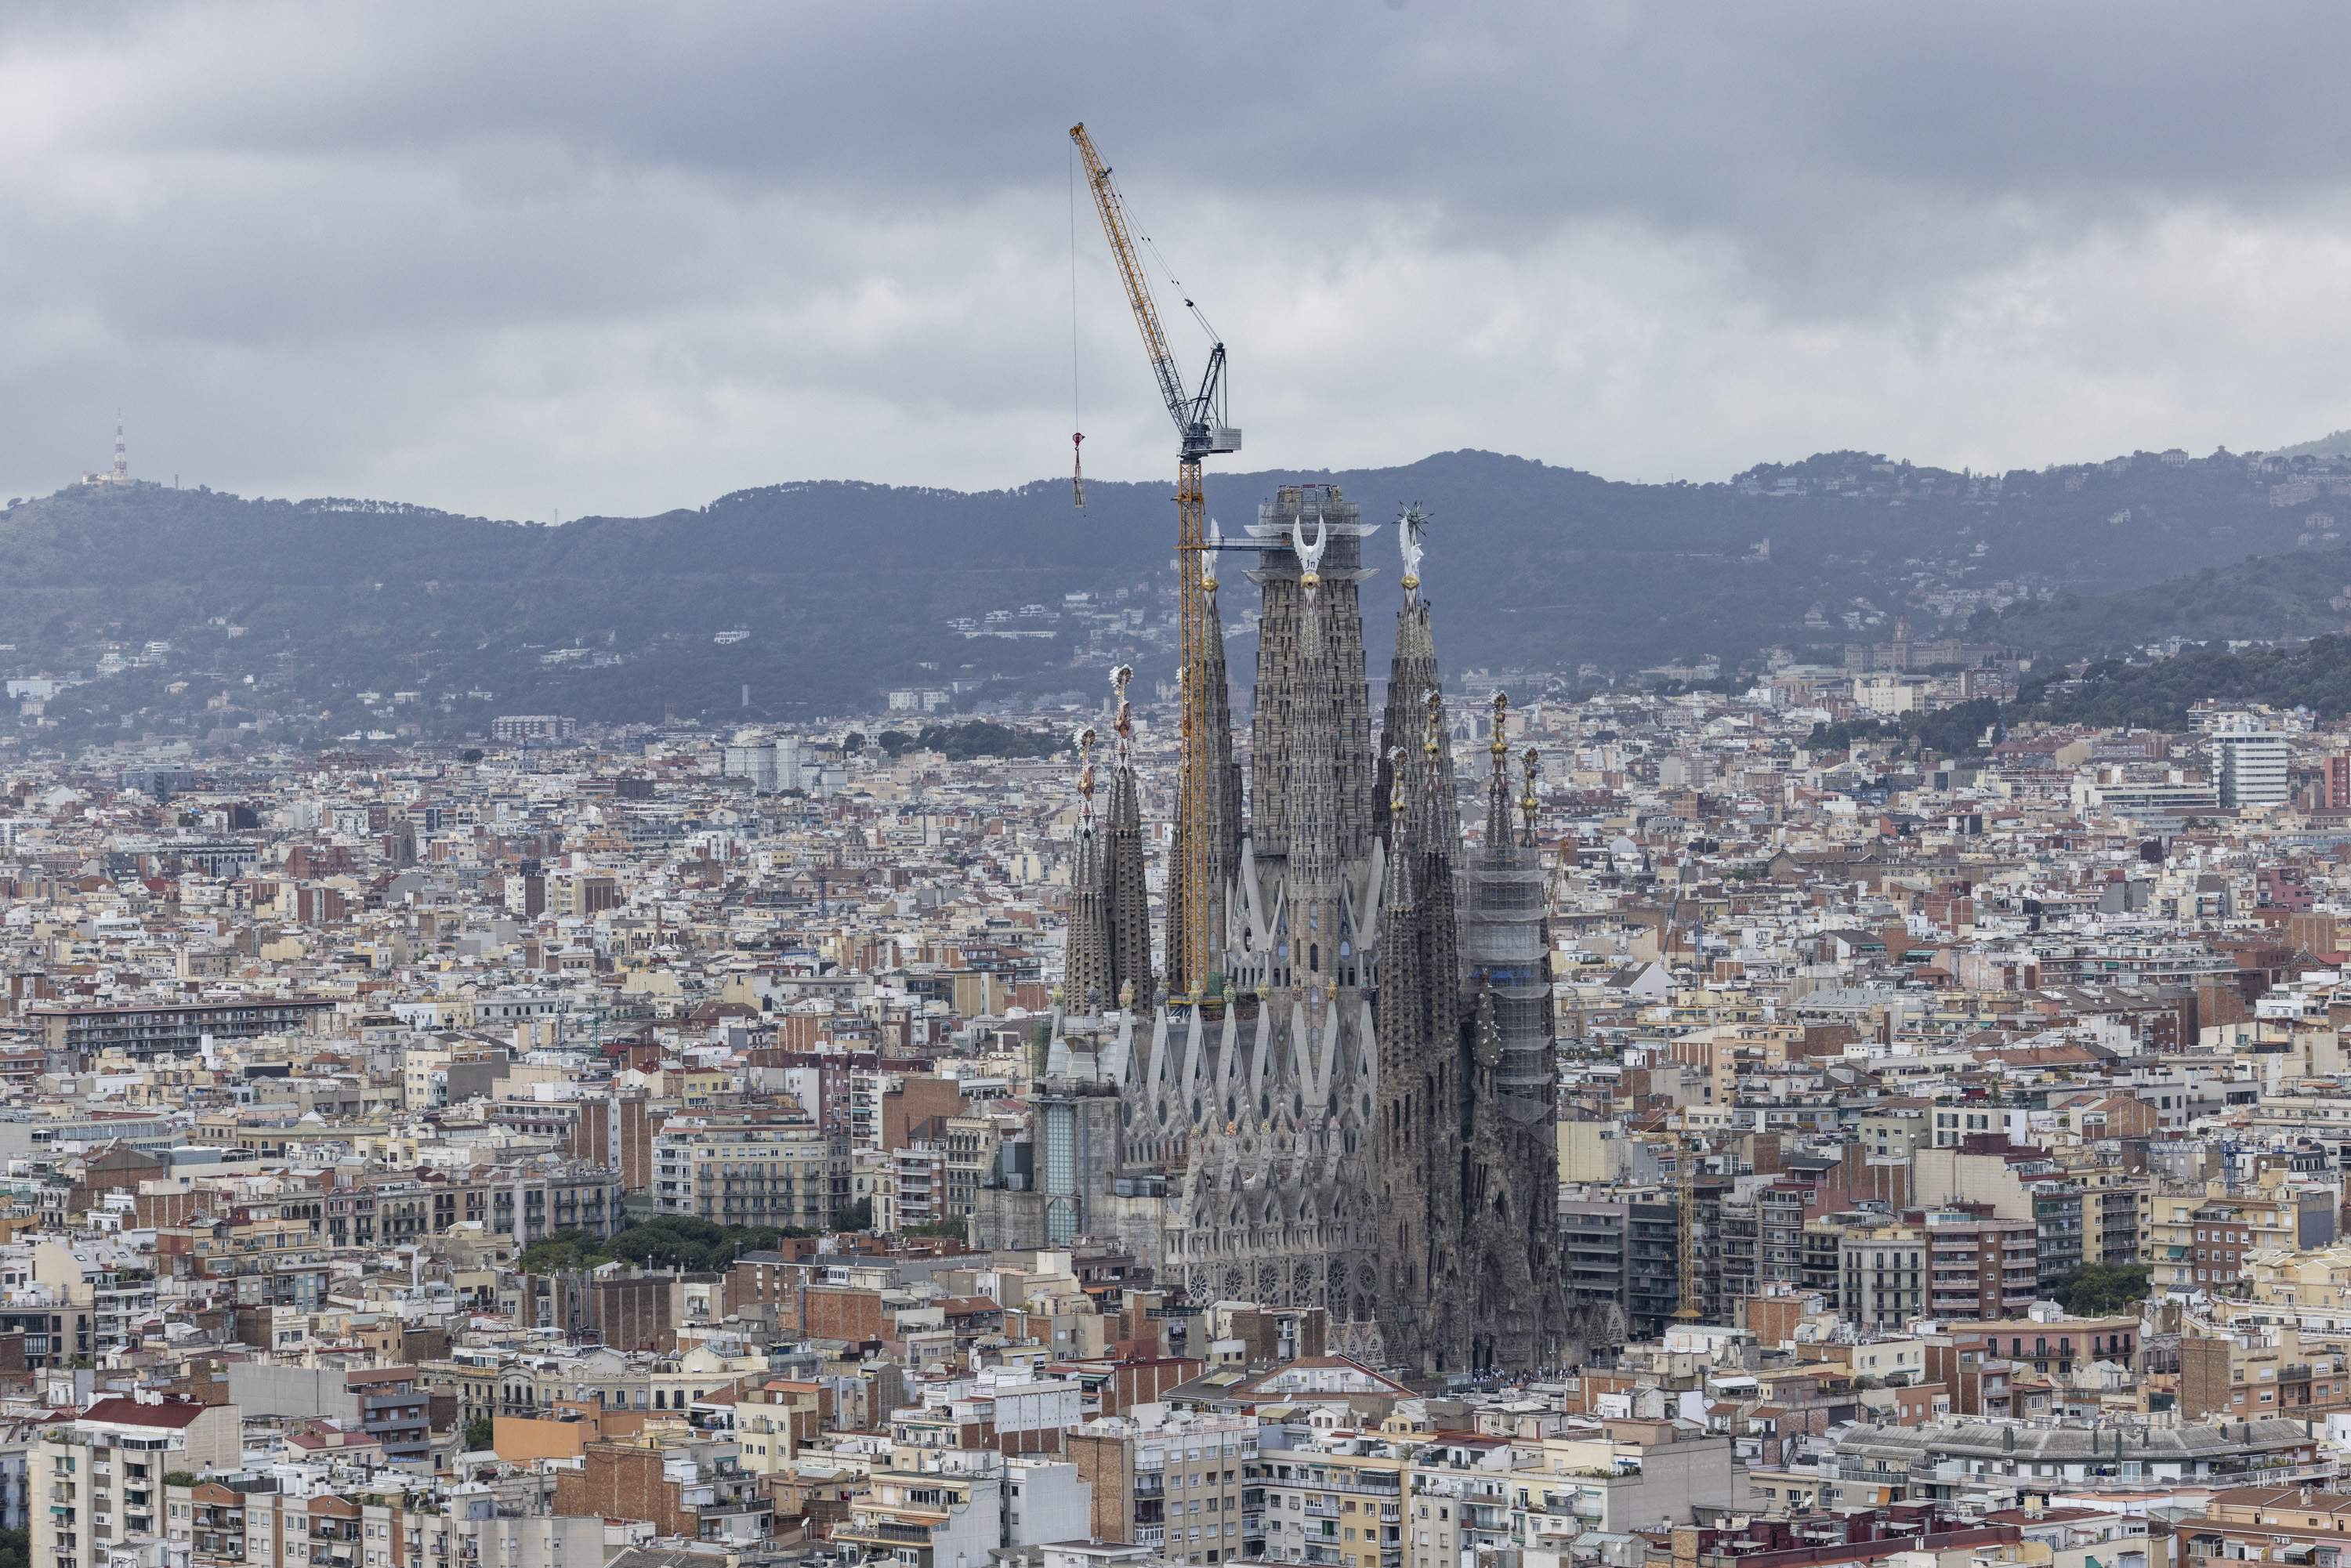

left=3, top=1, right=2351, bottom=515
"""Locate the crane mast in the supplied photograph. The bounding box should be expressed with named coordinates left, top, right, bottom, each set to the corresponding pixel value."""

left=1070, top=121, right=1237, bottom=999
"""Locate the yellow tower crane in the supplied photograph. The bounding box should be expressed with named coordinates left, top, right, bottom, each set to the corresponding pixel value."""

left=1069, top=122, right=1241, bottom=998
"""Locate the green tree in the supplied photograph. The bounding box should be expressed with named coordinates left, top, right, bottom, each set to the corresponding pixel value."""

left=464, top=1414, right=494, bottom=1451
left=519, top=1228, right=609, bottom=1275
left=2058, top=1262, right=2152, bottom=1316
left=903, top=1218, right=967, bottom=1240
left=520, top=1219, right=813, bottom=1276
left=835, top=1197, right=875, bottom=1233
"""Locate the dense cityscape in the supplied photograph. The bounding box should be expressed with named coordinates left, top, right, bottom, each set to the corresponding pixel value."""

left=14, top=10, right=2351, bottom=1568
left=0, top=456, right=2340, bottom=1568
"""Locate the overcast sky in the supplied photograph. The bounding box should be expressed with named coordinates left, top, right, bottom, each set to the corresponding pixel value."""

left=5, top=1, right=2351, bottom=519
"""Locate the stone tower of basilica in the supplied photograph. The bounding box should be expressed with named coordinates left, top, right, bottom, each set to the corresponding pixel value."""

left=1005, top=483, right=1583, bottom=1374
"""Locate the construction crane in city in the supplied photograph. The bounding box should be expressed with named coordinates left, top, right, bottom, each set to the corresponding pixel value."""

left=1069, top=121, right=1241, bottom=998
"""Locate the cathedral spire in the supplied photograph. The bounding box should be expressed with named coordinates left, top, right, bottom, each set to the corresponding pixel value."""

left=1103, top=666, right=1154, bottom=1007
left=1063, top=726, right=1111, bottom=1015
left=1485, top=693, right=1513, bottom=849
left=1457, top=678, right=1571, bottom=1368
left=1377, top=506, right=1443, bottom=840
left=1284, top=506, right=1345, bottom=1004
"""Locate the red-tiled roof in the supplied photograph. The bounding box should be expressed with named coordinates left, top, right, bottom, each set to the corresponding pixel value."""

left=80, top=1397, right=205, bottom=1429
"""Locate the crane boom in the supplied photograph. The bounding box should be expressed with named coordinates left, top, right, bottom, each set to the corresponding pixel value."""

left=1069, top=121, right=1237, bottom=998
left=1070, top=123, right=1190, bottom=440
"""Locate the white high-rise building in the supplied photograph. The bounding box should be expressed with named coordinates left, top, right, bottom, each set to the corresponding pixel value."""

left=2214, top=722, right=2290, bottom=808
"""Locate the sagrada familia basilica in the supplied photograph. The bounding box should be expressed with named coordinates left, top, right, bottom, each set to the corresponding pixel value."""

left=983, top=484, right=1592, bottom=1374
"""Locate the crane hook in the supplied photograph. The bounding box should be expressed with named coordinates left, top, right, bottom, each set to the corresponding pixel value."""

left=1072, top=430, right=1086, bottom=509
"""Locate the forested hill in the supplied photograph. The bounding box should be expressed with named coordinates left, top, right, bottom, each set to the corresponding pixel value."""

left=2020, top=636, right=2351, bottom=732
left=1, top=444, right=2342, bottom=739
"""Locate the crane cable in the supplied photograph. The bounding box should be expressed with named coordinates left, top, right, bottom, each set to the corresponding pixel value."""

left=1069, top=139, right=1085, bottom=508
left=1128, top=190, right=1221, bottom=423
left=1121, top=175, right=1221, bottom=351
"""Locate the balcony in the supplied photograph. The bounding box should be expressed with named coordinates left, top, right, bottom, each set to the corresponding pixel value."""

left=839, top=1520, right=938, bottom=1548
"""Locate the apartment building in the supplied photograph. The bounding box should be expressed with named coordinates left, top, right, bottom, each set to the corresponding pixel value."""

left=2181, top=1482, right=2351, bottom=1568
left=34, top=1397, right=240, bottom=1568
left=338, top=1164, right=625, bottom=1251
left=734, top=1379, right=824, bottom=1476
left=1834, top=1219, right=1929, bottom=1331
left=653, top=1112, right=840, bottom=1230
left=834, top=1448, right=1004, bottom=1568
left=2214, top=726, right=2291, bottom=808
left=1940, top=1313, right=2139, bottom=1381
left=943, top=1112, right=1002, bottom=1221
left=31, top=997, right=335, bottom=1059
left=1506, top=1425, right=1747, bottom=1539
left=2145, top=1175, right=2336, bottom=1293
left=551, top=1434, right=772, bottom=1543
left=1067, top=1409, right=1259, bottom=1563
left=1830, top=1417, right=2329, bottom=1510
left=1404, top=1434, right=1516, bottom=1568
left=172, top=1483, right=601, bottom=1568
left=1559, top=1200, right=1628, bottom=1322
left=880, top=1139, right=947, bottom=1233
left=1004, top=1458, right=1095, bottom=1548
left=2179, top=1326, right=2351, bottom=1421
left=0, top=1275, right=93, bottom=1371
left=223, top=1363, right=432, bottom=1464
left=1255, top=1432, right=1404, bottom=1568
left=2078, top=1166, right=2148, bottom=1266
left=1922, top=1207, right=2038, bottom=1320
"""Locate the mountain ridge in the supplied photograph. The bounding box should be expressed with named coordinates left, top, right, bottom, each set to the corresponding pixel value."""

left=1, top=444, right=2340, bottom=742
